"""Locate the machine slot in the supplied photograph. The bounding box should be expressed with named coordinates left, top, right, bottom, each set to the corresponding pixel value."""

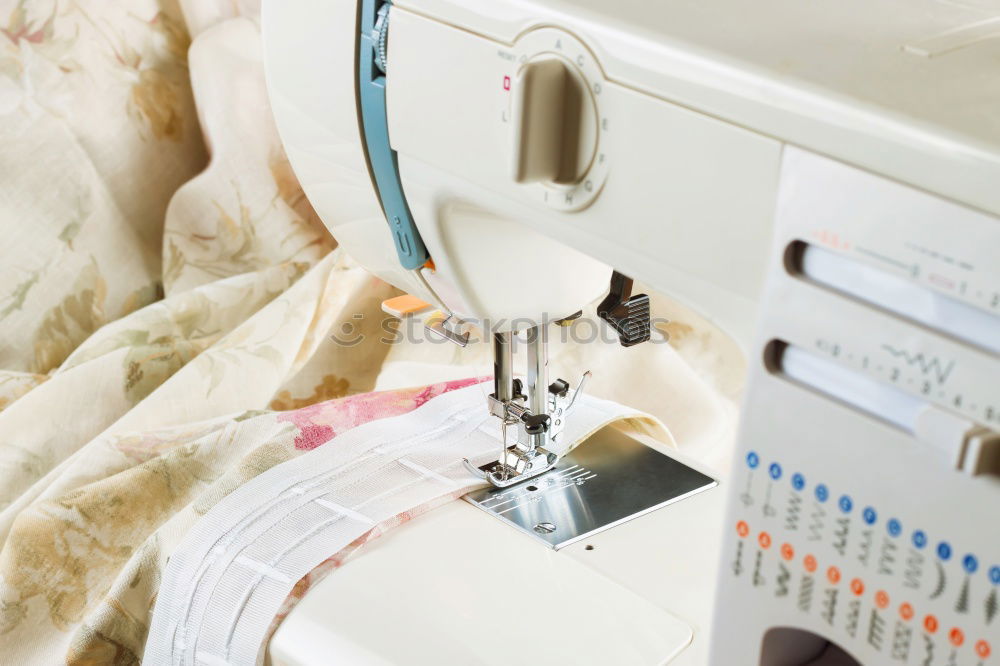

left=771, top=341, right=925, bottom=433
left=787, top=241, right=1000, bottom=355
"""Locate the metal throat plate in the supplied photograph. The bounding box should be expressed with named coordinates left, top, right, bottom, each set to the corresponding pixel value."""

left=463, top=425, right=717, bottom=549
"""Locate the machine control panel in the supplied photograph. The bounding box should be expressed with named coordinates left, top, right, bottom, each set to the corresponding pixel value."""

left=729, top=452, right=997, bottom=665
left=712, top=149, right=1000, bottom=665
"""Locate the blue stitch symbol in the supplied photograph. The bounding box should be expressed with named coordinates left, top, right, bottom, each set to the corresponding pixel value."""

left=962, top=554, right=978, bottom=574
left=792, top=473, right=805, bottom=491
left=887, top=518, right=902, bottom=537
left=746, top=452, right=760, bottom=469
left=815, top=484, right=829, bottom=503
left=912, top=530, right=927, bottom=549
left=990, top=565, right=1000, bottom=585
left=937, top=542, right=952, bottom=561
left=769, top=463, right=782, bottom=480
left=838, top=495, right=853, bottom=513
left=862, top=507, right=877, bottom=525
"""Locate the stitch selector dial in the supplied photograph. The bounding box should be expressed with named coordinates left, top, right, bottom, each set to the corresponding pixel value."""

left=504, top=28, right=609, bottom=211
left=509, top=55, right=597, bottom=186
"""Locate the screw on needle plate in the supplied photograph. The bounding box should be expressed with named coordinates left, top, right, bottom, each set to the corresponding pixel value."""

left=534, top=522, right=556, bottom=534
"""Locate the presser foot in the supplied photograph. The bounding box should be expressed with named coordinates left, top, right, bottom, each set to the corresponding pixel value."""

left=464, top=447, right=558, bottom=488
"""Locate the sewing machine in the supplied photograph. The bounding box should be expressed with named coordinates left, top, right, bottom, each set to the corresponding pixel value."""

left=261, top=0, right=1000, bottom=663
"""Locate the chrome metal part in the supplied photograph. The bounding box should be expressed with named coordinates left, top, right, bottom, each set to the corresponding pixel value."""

left=424, top=313, right=470, bottom=347
left=478, top=322, right=591, bottom=488
left=476, top=449, right=558, bottom=488
left=526, top=325, right=548, bottom=418
left=465, top=425, right=717, bottom=549
left=493, top=332, right=513, bottom=402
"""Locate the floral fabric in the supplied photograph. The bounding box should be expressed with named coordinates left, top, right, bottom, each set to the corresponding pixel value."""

left=0, top=3, right=397, bottom=661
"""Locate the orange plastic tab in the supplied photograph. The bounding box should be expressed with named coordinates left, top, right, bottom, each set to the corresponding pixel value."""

left=381, top=294, right=431, bottom=318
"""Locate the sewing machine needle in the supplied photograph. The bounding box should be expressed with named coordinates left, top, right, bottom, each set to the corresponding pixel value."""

left=500, top=419, right=509, bottom=481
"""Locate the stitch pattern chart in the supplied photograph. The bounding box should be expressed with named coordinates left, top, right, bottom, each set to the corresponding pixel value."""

left=727, top=451, right=994, bottom=666
left=822, top=587, right=839, bottom=625
left=785, top=491, right=803, bottom=531
left=879, top=537, right=899, bottom=576
left=859, top=529, right=875, bottom=567
left=732, top=539, right=745, bottom=577
left=833, top=517, right=850, bottom=556
left=799, top=574, right=816, bottom=612
left=776, top=563, right=791, bottom=597
left=922, top=633, right=935, bottom=666
left=905, top=547, right=925, bottom=590
left=880, top=344, right=956, bottom=384
left=846, top=598, right=861, bottom=638
left=867, top=608, right=886, bottom=652
left=930, top=561, right=947, bottom=600
left=753, top=549, right=766, bottom=587
left=808, top=502, right=826, bottom=541
left=891, top=620, right=912, bottom=661
left=957, top=577, right=971, bottom=614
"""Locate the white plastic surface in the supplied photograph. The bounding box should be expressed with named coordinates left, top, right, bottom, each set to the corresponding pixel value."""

left=268, top=442, right=725, bottom=666
left=800, top=244, right=1000, bottom=355
left=269, top=500, right=696, bottom=666
left=386, top=9, right=780, bottom=343
left=261, top=0, right=432, bottom=306
left=398, top=0, right=1000, bottom=219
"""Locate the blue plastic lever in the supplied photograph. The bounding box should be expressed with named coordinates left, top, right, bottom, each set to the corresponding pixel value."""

left=358, top=0, right=429, bottom=269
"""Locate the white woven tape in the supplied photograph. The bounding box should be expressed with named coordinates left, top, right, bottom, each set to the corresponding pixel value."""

left=144, top=384, right=652, bottom=665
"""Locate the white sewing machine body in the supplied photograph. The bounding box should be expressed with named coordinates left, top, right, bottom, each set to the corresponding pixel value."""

left=262, top=0, right=1000, bottom=663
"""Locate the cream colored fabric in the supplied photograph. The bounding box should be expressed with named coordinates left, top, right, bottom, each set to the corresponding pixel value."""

left=0, top=2, right=738, bottom=664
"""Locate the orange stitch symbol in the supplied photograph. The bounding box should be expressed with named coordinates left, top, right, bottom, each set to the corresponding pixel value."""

left=874, top=590, right=889, bottom=609
left=949, top=628, right=964, bottom=647
left=781, top=543, right=794, bottom=561
left=759, top=531, right=772, bottom=549
left=975, top=640, right=991, bottom=659
left=899, top=602, right=914, bottom=621
left=827, top=566, right=841, bottom=584
left=804, top=554, right=817, bottom=573
left=849, top=578, right=864, bottom=596
left=924, top=615, right=938, bottom=633
left=736, top=521, right=749, bottom=538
